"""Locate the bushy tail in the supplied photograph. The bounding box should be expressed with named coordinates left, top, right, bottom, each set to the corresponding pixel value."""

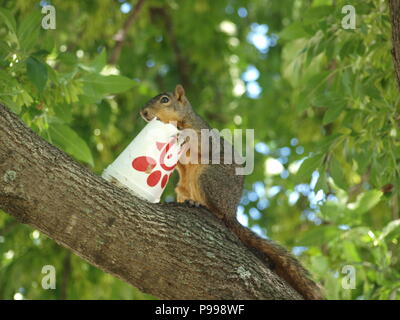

left=225, top=218, right=324, bottom=300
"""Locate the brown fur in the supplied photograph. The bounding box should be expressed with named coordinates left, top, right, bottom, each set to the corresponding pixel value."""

left=140, top=85, right=324, bottom=300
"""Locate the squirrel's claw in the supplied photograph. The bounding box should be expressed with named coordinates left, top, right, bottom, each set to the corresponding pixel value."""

left=183, top=199, right=206, bottom=209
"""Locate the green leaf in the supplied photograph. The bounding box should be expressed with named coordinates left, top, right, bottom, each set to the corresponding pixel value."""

left=312, top=91, right=346, bottom=125
left=296, top=153, right=324, bottom=180
left=26, top=56, right=48, bottom=92
left=318, top=133, right=343, bottom=153
left=303, top=6, right=333, bottom=23
left=379, top=219, right=400, bottom=241
left=307, top=71, right=331, bottom=93
left=18, top=11, right=41, bottom=52
left=48, top=123, right=94, bottom=166
left=341, top=241, right=362, bottom=262
left=322, top=105, right=345, bottom=125
left=310, top=255, right=329, bottom=274
left=81, top=74, right=135, bottom=95
left=353, top=148, right=371, bottom=174
left=0, top=68, right=13, bottom=83
left=0, top=40, right=12, bottom=58
left=313, top=90, right=346, bottom=108
left=278, top=22, right=310, bottom=41
left=325, top=273, right=341, bottom=300
left=81, top=74, right=136, bottom=102
left=1, top=97, right=21, bottom=114
left=0, top=8, right=17, bottom=34
left=79, top=49, right=107, bottom=73
left=98, top=99, right=112, bottom=127
left=330, top=156, right=348, bottom=190
left=54, top=104, right=73, bottom=124
left=319, top=200, right=345, bottom=223
left=296, top=225, right=340, bottom=246
left=349, top=190, right=383, bottom=215
left=343, top=227, right=373, bottom=244
left=315, top=170, right=329, bottom=193
left=340, top=69, right=353, bottom=95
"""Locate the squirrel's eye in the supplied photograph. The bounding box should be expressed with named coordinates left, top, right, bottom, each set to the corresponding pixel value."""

left=161, top=96, right=170, bottom=104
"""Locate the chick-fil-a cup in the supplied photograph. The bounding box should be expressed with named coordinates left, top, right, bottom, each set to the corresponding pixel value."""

left=102, top=118, right=182, bottom=203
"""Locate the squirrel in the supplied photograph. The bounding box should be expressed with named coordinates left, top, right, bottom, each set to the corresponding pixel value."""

left=140, top=84, right=324, bottom=300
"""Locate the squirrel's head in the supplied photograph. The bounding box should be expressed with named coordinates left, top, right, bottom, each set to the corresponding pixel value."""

left=140, top=85, right=192, bottom=129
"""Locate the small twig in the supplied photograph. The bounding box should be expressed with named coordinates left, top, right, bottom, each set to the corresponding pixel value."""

left=109, top=0, right=147, bottom=65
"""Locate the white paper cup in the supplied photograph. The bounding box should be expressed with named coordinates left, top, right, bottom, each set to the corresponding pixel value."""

left=102, top=118, right=182, bottom=203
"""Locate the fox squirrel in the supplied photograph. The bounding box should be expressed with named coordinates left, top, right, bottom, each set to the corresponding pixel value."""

left=140, top=84, right=324, bottom=300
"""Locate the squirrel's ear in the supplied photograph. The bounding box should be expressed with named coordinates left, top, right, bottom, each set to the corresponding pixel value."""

left=174, top=84, right=186, bottom=102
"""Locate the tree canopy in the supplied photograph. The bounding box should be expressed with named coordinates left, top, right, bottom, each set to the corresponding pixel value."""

left=0, top=0, right=399, bottom=300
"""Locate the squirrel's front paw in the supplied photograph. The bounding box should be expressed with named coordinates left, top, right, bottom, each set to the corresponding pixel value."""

left=184, top=199, right=206, bottom=209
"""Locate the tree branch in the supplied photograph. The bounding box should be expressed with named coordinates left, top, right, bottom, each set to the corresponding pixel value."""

left=150, top=7, right=191, bottom=88
left=61, top=252, right=72, bottom=300
left=109, top=0, right=147, bottom=65
left=0, top=103, right=301, bottom=300
left=389, top=0, right=400, bottom=90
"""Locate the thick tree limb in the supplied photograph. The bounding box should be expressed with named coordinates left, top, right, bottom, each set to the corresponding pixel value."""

left=389, top=0, right=400, bottom=90
left=0, top=103, right=301, bottom=299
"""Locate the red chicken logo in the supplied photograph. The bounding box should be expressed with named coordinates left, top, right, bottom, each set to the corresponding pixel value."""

left=131, top=138, right=179, bottom=188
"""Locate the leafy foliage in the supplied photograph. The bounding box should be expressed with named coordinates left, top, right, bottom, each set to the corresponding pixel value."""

left=0, top=0, right=399, bottom=300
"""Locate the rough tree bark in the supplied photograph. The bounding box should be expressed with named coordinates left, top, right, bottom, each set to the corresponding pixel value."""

left=389, top=0, right=400, bottom=90
left=0, top=103, right=301, bottom=300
